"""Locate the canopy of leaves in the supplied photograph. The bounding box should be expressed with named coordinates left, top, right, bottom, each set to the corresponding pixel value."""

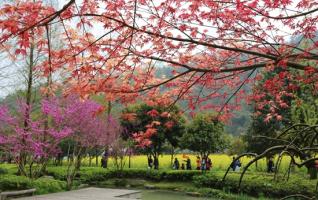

left=1, top=0, right=317, bottom=120
left=120, top=101, right=185, bottom=155
left=181, top=113, right=229, bottom=156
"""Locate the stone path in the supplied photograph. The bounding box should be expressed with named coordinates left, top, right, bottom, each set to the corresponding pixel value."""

left=16, top=187, right=140, bottom=200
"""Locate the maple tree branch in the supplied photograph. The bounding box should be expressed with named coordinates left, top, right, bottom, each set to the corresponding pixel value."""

left=132, top=53, right=307, bottom=73
left=73, top=26, right=123, bottom=58
left=78, top=14, right=277, bottom=60
left=169, top=72, right=205, bottom=109
left=248, top=6, right=318, bottom=20
left=217, top=68, right=256, bottom=115
left=4, top=0, right=75, bottom=43
left=67, top=14, right=318, bottom=67
left=128, top=69, right=192, bottom=93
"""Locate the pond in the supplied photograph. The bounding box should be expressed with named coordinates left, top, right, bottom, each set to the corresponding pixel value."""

left=140, top=190, right=218, bottom=200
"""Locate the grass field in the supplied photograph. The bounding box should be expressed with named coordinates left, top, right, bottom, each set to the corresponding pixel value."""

left=80, top=154, right=307, bottom=174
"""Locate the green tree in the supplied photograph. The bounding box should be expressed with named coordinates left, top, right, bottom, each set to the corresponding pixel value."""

left=244, top=67, right=292, bottom=155
left=227, top=135, right=246, bottom=156
left=181, top=113, right=229, bottom=158
left=291, top=83, right=318, bottom=126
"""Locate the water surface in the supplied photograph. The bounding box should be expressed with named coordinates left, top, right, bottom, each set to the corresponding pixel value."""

left=141, top=190, right=217, bottom=200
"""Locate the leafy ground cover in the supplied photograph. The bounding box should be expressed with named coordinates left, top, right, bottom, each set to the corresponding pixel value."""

left=0, top=153, right=314, bottom=199
left=42, top=166, right=316, bottom=198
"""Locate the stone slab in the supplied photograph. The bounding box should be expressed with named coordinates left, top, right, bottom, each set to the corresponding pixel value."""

left=15, top=187, right=140, bottom=200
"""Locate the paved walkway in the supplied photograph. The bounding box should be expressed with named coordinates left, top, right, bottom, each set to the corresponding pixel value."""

left=16, top=187, right=140, bottom=200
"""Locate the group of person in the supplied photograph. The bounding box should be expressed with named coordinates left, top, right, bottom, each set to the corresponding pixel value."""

left=147, top=155, right=159, bottom=169
left=173, top=157, right=192, bottom=170
left=230, top=156, right=275, bottom=173
left=172, top=156, right=213, bottom=171
left=101, top=152, right=278, bottom=173
left=195, top=156, right=213, bottom=171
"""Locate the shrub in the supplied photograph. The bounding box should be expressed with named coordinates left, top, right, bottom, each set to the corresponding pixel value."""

left=0, top=174, right=66, bottom=194
left=33, top=178, right=66, bottom=194
left=164, top=170, right=202, bottom=181
left=0, top=175, right=32, bottom=191
left=0, top=167, right=8, bottom=175
left=46, top=167, right=69, bottom=180
left=47, top=167, right=202, bottom=183
left=46, top=166, right=317, bottom=198
left=193, top=171, right=317, bottom=198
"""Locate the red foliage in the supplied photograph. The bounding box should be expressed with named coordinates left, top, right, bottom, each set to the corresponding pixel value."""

left=1, top=0, right=318, bottom=120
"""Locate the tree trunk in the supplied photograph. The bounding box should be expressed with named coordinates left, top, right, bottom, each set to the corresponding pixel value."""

left=18, top=42, right=35, bottom=176
left=75, top=154, right=82, bottom=170
left=154, top=153, right=159, bottom=170
left=89, top=156, right=92, bottom=167
left=309, top=167, right=317, bottom=179
left=95, top=148, right=99, bottom=167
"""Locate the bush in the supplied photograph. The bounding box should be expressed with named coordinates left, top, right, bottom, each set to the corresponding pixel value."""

left=46, top=167, right=69, bottom=180
left=193, top=171, right=317, bottom=198
left=78, top=168, right=164, bottom=183
left=0, top=167, right=8, bottom=175
left=0, top=175, right=31, bottom=191
left=45, top=166, right=317, bottom=198
left=0, top=174, right=66, bottom=194
left=0, top=164, right=18, bottom=175
left=33, top=178, right=66, bottom=194
left=46, top=167, right=201, bottom=183
left=164, top=170, right=202, bottom=181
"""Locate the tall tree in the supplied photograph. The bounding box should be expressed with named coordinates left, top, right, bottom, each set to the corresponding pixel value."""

left=181, top=113, right=229, bottom=158
left=121, top=100, right=185, bottom=169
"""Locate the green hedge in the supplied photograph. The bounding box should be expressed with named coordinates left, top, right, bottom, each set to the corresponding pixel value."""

left=193, top=171, right=317, bottom=198
left=47, top=167, right=317, bottom=198
left=46, top=167, right=202, bottom=183
left=0, top=167, right=8, bottom=175
left=0, top=175, right=66, bottom=194
left=0, top=164, right=17, bottom=175
left=0, top=175, right=31, bottom=191
left=33, top=178, right=66, bottom=194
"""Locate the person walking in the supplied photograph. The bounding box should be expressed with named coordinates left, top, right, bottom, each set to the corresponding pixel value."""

left=207, top=157, right=212, bottom=170
left=267, top=157, right=274, bottom=173
left=186, top=158, right=192, bottom=170
left=235, top=159, right=241, bottom=171
left=230, top=157, right=237, bottom=171
left=196, top=156, right=201, bottom=170
left=201, top=156, right=207, bottom=171
left=173, top=158, right=180, bottom=170
left=101, top=156, right=107, bottom=168
left=181, top=163, right=185, bottom=170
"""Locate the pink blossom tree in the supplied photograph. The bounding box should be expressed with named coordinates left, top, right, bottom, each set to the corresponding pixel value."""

left=0, top=95, right=120, bottom=185
left=42, top=95, right=120, bottom=189
left=0, top=101, right=72, bottom=178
